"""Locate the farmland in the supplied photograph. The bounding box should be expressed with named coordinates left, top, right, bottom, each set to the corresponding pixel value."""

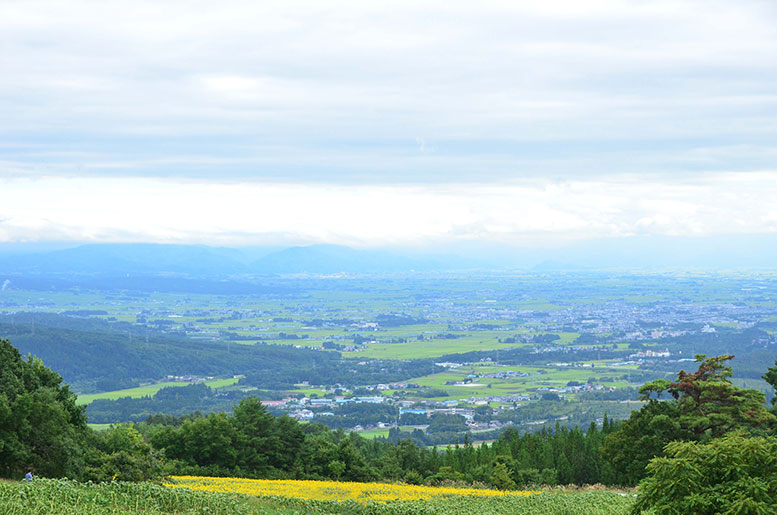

left=76, top=378, right=238, bottom=405
left=1, top=268, right=776, bottom=513
left=2, top=270, right=776, bottom=442
left=0, top=478, right=636, bottom=514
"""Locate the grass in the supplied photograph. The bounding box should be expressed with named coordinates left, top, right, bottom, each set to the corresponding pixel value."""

left=355, top=427, right=391, bottom=439
left=356, top=338, right=526, bottom=360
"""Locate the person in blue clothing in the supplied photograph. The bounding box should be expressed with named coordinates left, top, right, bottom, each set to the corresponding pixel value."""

left=24, top=470, right=33, bottom=482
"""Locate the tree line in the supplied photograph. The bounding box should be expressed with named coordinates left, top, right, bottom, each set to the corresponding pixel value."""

left=0, top=313, right=442, bottom=394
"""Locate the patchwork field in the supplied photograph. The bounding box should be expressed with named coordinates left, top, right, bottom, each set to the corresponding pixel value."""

left=405, top=361, right=637, bottom=401
left=6, top=270, right=775, bottom=435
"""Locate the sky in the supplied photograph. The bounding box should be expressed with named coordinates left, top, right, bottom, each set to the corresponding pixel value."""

left=1, top=0, right=776, bottom=248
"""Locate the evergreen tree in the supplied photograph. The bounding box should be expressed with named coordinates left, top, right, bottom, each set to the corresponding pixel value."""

left=602, top=354, right=775, bottom=485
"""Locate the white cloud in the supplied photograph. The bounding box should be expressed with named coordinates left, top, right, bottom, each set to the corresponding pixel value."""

left=1, top=172, right=776, bottom=246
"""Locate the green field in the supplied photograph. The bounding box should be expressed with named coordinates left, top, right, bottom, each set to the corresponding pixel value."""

left=5, top=270, right=775, bottom=432
left=355, top=427, right=391, bottom=439
left=86, top=423, right=112, bottom=431
left=404, top=361, right=635, bottom=400
left=76, top=377, right=239, bottom=405
left=0, top=479, right=253, bottom=515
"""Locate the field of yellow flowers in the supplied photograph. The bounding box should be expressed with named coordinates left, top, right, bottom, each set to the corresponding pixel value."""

left=166, top=475, right=540, bottom=503
left=164, top=476, right=635, bottom=514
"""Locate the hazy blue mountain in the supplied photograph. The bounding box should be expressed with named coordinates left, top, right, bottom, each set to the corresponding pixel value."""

left=0, top=241, right=80, bottom=256
left=0, top=243, right=249, bottom=276
left=531, top=260, right=591, bottom=271
left=428, top=234, right=777, bottom=270
left=250, top=244, right=443, bottom=273
left=2, top=235, right=777, bottom=283
left=0, top=243, right=455, bottom=280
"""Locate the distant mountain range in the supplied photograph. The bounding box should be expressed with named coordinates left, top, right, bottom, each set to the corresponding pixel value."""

left=0, top=243, right=247, bottom=276
left=0, top=243, right=449, bottom=277
left=2, top=234, right=777, bottom=285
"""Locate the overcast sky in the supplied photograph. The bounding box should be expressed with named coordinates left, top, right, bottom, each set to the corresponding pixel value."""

left=1, top=0, right=776, bottom=247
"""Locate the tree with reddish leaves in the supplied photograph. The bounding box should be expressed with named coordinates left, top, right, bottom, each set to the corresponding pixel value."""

left=602, top=354, right=775, bottom=485
left=639, top=354, right=774, bottom=438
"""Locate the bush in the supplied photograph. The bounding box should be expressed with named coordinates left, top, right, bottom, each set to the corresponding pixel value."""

left=633, top=433, right=777, bottom=514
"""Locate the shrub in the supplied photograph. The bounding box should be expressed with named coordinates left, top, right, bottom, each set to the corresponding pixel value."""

left=633, top=433, right=777, bottom=514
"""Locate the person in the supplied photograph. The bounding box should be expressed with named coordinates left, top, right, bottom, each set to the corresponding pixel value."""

left=24, top=470, right=33, bottom=482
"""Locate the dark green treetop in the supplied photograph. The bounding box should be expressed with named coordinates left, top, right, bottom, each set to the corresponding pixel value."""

left=603, top=354, right=775, bottom=485
left=0, top=338, right=90, bottom=478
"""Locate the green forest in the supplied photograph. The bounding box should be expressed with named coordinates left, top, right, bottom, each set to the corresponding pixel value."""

left=2, top=337, right=777, bottom=513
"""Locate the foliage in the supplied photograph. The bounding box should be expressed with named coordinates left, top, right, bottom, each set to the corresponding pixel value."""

left=0, top=338, right=164, bottom=482
left=84, top=424, right=166, bottom=482
left=632, top=433, right=777, bottom=515
left=0, top=338, right=90, bottom=479
left=426, top=413, right=467, bottom=434
left=601, top=400, right=691, bottom=486
left=150, top=397, right=306, bottom=479
left=142, top=406, right=621, bottom=488
left=602, top=354, right=775, bottom=486
left=0, top=478, right=253, bottom=514
left=639, top=354, right=774, bottom=438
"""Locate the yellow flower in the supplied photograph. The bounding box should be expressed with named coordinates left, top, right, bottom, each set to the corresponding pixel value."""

left=164, top=476, right=541, bottom=504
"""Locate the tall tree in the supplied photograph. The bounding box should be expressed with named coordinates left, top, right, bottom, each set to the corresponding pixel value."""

left=0, top=338, right=89, bottom=478
left=641, top=354, right=774, bottom=438
left=602, top=354, right=775, bottom=485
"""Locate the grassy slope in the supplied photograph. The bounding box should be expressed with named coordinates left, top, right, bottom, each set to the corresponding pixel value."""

left=0, top=479, right=253, bottom=515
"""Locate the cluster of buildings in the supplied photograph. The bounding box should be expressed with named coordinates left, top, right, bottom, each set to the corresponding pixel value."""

left=536, top=383, right=615, bottom=395
left=628, top=348, right=671, bottom=359
left=164, top=374, right=214, bottom=383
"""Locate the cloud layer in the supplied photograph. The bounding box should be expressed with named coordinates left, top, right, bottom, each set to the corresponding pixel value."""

left=2, top=172, right=776, bottom=246
left=2, top=1, right=776, bottom=246
left=1, top=0, right=776, bottom=183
